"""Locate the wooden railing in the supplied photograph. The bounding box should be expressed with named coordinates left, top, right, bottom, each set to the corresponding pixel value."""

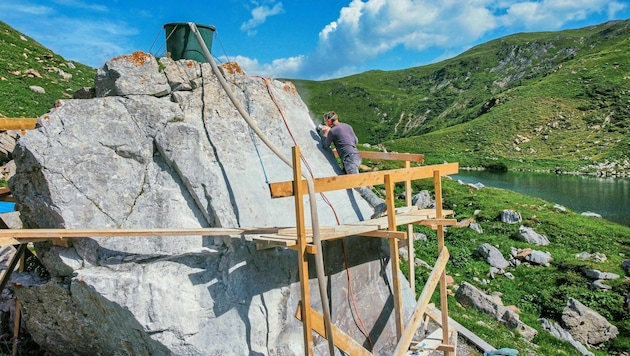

left=269, top=146, right=458, bottom=355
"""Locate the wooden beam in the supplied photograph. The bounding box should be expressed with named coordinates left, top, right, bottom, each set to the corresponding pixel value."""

left=333, top=150, right=424, bottom=163
left=393, top=247, right=450, bottom=356
left=433, top=171, right=451, bottom=355
left=356, top=230, right=406, bottom=239
left=385, top=174, right=404, bottom=339
left=0, top=227, right=286, bottom=239
left=293, top=146, right=314, bottom=355
left=0, top=244, right=27, bottom=291
left=404, top=160, right=415, bottom=298
left=0, top=118, right=38, bottom=131
left=418, top=219, right=458, bottom=227
left=295, top=305, right=372, bottom=356
left=425, top=306, right=496, bottom=353
left=269, top=162, right=459, bottom=198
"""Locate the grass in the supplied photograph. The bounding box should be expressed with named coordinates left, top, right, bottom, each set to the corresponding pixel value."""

left=400, top=177, right=630, bottom=355
left=292, top=19, right=630, bottom=174
left=0, top=21, right=95, bottom=118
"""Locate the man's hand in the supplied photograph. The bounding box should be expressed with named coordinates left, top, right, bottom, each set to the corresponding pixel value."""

left=321, top=125, right=331, bottom=135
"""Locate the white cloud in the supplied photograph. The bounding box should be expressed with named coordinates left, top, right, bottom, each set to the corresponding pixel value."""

left=290, top=0, right=627, bottom=79
left=240, top=2, right=285, bottom=35
left=224, top=54, right=305, bottom=79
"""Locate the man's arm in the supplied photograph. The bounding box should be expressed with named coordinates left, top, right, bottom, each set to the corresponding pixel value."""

left=321, top=126, right=333, bottom=149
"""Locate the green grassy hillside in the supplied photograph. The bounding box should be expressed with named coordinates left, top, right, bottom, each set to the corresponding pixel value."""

left=0, top=21, right=95, bottom=118
left=406, top=177, right=630, bottom=355
left=292, top=20, right=630, bottom=173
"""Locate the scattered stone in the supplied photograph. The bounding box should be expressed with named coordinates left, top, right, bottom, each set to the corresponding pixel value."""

left=622, top=259, right=630, bottom=276
left=414, top=258, right=431, bottom=269
left=457, top=217, right=474, bottom=227
left=414, top=232, right=427, bottom=241
left=25, top=68, right=42, bottom=78
left=591, top=252, right=607, bottom=263
left=581, top=268, right=620, bottom=280
left=469, top=223, right=483, bottom=233
left=575, top=252, right=591, bottom=261
left=399, top=247, right=408, bottom=262
left=511, top=225, right=550, bottom=245
left=553, top=204, right=567, bottom=212
left=468, top=182, right=484, bottom=190
left=29, top=85, right=45, bottom=94
left=473, top=209, right=481, bottom=216
left=581, top=211, right=602, bottom=218
left=562, top=298, right=619, bottom=346
left=503, top=272, right=515, bottom=280
left=501, top=209, right=522, bottom=224
left=540, top=318, right=593, bottom=356
left=591, top=280, right=612, bottom=290
left=525, top=250, right=553, bottom=267
left=411, top=190, right=435, bottom=209
left=476, top=243, right=510, bottom=269
left=513, top=247, right=532, bottom=259
left=455, top=282, right=537, bottom=341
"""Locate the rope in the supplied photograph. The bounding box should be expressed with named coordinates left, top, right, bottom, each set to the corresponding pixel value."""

left=259, top=76, right=374, bottom=351
left=214, top=30, right=233, bottom=64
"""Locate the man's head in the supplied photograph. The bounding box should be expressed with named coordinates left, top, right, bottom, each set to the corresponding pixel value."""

left=323, top=111, right=338, bottom=127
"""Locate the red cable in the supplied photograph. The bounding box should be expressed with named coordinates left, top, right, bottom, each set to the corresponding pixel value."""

left=259, top=77, right=374, bottom=351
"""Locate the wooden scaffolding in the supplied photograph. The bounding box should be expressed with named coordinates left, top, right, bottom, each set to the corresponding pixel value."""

left=0, top=117, right=463, bottom=355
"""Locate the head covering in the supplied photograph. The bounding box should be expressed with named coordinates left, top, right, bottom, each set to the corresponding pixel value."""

left=323, top=111, right=338, bottom=126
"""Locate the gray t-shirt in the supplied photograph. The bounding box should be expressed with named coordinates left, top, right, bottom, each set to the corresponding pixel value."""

left=323, top=122, right=359, bottom=159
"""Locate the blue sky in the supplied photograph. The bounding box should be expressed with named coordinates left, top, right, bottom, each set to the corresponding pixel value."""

left=1, top=0, right=629, bottom=80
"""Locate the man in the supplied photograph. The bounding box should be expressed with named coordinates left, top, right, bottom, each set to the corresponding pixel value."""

left=320, top=111, right=387, bottom=219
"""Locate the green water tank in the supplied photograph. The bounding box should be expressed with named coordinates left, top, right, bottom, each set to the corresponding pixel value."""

left=163, top=23, right=215, bottom=62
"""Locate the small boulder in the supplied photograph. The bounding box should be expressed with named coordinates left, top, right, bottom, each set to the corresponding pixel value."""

left=469, top=223, right=483, bottom=233
left=525, top=250, right=553, bottom=267
left=581, top=211, right=602, bottom=218
left=475, top=243, right=510, bottom=269
left=561, top=298, right=619, bottom=346
left=511, top=225, right=550, bottom=246
left=501, top=209, right=522, bottom=224
left=581, top=268, right=620, bottom=280
left=412, top=190, right=435, bottom=209
left=621, top=259, right=630, bottom=276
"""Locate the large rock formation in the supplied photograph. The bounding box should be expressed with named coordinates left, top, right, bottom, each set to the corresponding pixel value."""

left=8, top=52, right=417, bottom=355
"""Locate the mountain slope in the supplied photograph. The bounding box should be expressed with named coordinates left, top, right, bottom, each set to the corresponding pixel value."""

left=0, top=21, right=96, bottom=118
left=292, top=19, right=630, bottom=173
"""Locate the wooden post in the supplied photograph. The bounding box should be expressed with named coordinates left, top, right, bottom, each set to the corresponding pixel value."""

left=293, top=146, right=313, bottom=355
left=385, top=174, right=404, bottom=338
left=12, top=247, right=26, bottom=356
left=433, top=170, right=450, bottom=354
left=404, top=160, right=415, bottom=298
left=392, top=247, right=450, bottom=356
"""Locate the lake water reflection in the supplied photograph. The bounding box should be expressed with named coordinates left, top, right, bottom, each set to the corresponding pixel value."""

left=450, top=170, right=630, bottom=227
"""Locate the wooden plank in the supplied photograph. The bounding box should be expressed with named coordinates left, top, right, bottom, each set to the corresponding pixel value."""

left=433, top=171, right=451, bottom=354
left=295, top=305, right=372, bottom=356
left=0, top=244, right=26, bottom=291
left=0, top=118, right=38, bottom=131
left=356, top=230, right=406, bottom=239
left=0, top=227, right=286, bottom=239
left=418, top=219, right=457, bottom=226
left=269, top=162, right=459, bottom=198
left=413, top=328, right=445, bottom=355
left=404, top=160, right=415, bottom=298
left=425, top=306, right=496, bottom=353
left=393, top=247, right=450, bottom=356
left=293, top=146, right=313, bottom=355
left=386, top=174, right=404, bottom=338
left=333, top=150, right=424, bottom=163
